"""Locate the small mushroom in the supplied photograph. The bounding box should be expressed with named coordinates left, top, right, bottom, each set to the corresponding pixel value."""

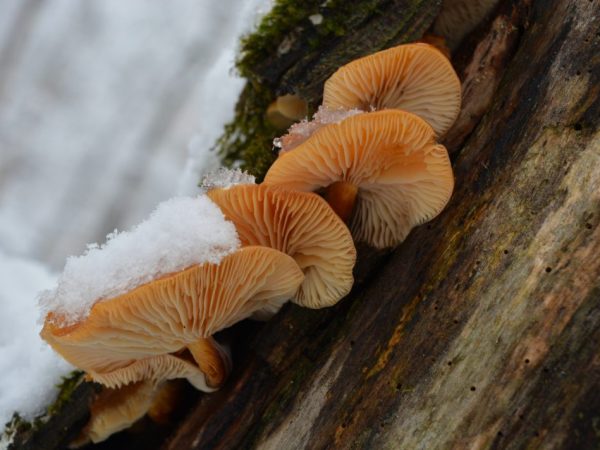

left=276, top=94, right=308, bottom=121
left=263, top=110, right=454, bottom=249
left=322, top=43, right=461, bottom=136
left=266, top=94, right=309, bottom=129
left=433, top=0, right=500, bottom=50
left=419, top=33, right=451, bottom=59
left=72, top=381, right=157, bottom=445
left=41, top=246, right=304, bottom=390
left=207, top=184, right=356, bottom=309
left=266, top=102, right=295, bottom=129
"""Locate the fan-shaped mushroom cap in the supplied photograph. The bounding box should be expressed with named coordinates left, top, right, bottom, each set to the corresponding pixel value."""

left=41, top=246, right=304, bottom=391
left=322, top=43, right=461, bottom=136
left=207, top=185, right=356, bottom=309
left=263, top=110, right=454, bottom=249
left=80, top=381, right=158, bottom=445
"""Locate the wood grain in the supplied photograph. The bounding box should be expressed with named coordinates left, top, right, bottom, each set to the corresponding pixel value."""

left=167, top=0, right=600, bottom=448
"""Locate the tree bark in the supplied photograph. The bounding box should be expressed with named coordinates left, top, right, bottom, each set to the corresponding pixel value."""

left=167, top=0, right=600, bottom=449
left=10, top=0, right=600, bottom=448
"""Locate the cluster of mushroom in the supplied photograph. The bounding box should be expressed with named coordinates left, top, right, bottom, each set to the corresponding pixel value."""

left=39, top=42, right=460, bottom=444
left=268, top=43, right=460, bottom=248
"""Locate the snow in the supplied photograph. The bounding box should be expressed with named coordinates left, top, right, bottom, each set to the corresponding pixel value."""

left=0, top=251, right=72, bottom=428
left=275, top=106, right=364, bottom=153
left=39, top=196, right=240, bottom=325
left=0, top=0, right=272, bottom=268
left=0, top=0, right=272, bottom=436
left=201, top=168, right=256, bottom=192
left=178, top=0, right=273, bottom=196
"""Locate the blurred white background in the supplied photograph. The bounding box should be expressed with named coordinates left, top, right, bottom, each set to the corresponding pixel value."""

left=0, top=0, right=269, bottom=269
left=0, top=0, right=270, bottom=427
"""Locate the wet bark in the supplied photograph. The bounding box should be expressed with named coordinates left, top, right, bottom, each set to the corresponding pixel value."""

left=168, top=0, right=600, bottom=449
left=11, top=0, right=600, bottom=448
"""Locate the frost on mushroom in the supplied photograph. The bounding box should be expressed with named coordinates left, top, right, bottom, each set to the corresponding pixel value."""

left=322, top=43, right=461, bottom=136
left=41, top=246, right=303, bottom=388
left=274, top=105, right=364, bottom=154
left=264, top=110, right=454, bottom=249
left=200, top=167, right=256, bottom=192
left=38, top=196, right=240, bottom=326
left=41, top=244, right=304, bottom=443
left=37, top=192, right=309, bottom=442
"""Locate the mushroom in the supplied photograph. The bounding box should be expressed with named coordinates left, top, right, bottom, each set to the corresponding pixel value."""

left=266, top=94, right=309, bottom=129
left=263, top=110, right=454, bottom=249
left=207, top=184, right=356, bottom=309
left=276, top=94, right=308, bottom=121
left=433, top=0, right=500, bottom=50
left=73, top=381, right=158, bottom=445
left=322, top=43, right=461, bottom=136
left=41, top=246, right=304, bottom=392
left=419, top=33, right=451, bottom=59
left=74, top=380, right=185, bottom=445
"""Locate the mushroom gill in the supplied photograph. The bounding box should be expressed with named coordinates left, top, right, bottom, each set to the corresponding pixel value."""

left=263, top=110, right=454, bottom=249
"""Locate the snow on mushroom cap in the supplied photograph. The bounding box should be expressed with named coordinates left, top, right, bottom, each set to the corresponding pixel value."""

left=274, top=105, right=364, bottom=154
left=38, top=196, right=240, bottom=326
left=41, top=246, right=304, bottom=390
left=200, top=167, right=256, bottom=192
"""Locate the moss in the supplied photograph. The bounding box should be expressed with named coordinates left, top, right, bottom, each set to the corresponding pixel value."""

left=46, top=371, right=85, bottom=417
left=216, top=0, right=388, bottom=180
left=1, top=371, right=84, bottom=445
left=216, top=83, right=279, bottom=181
left=238, top=1, right=323, bottom=79
left=2, top=413, right=31, bottom=446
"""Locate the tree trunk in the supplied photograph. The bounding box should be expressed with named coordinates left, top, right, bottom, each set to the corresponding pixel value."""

left=168, top=0, right=600, bottom=449
left=11, top=0, right=599, bottom=448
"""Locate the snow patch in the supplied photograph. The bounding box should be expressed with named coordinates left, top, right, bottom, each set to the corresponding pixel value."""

left=275, top=106, right=364, bottom=153
left=201, top=168, right=255, bottom=192
left=38, top=196, right=240, bottom=325
left=0, top=251, right=72, bottom=428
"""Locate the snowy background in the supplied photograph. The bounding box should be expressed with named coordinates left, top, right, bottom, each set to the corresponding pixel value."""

left=0, top=0, right=269, bottom=427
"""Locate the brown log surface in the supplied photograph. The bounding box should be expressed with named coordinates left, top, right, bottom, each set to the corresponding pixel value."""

left=167, top=0, right=600, bottom=448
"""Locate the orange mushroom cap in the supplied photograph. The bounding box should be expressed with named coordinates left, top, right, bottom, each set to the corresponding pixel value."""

left=41, top=246, right=304, bottom=391
left=263, top=110, right=454, bottom=249
left=207, top=185, right=356, bottom=309
left=75, top=381, right=158, bottom=445
left=322, top=43, right=461, bottom=136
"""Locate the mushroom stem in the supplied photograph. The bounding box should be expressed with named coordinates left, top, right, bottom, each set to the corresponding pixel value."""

left=324, top=181, right=358, bottom=222
left=187, top=337, right=231, bottom=388
left=147, top=380, right=185, bottom=425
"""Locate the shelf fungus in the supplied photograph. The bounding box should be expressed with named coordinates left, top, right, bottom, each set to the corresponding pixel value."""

left=322, top=43, right=461, bottom=136
left=264, top=110, right=454, bottom=249
left=207, top=184, right=356, bottom=309
left=41, top=246, right=303, bottom=443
